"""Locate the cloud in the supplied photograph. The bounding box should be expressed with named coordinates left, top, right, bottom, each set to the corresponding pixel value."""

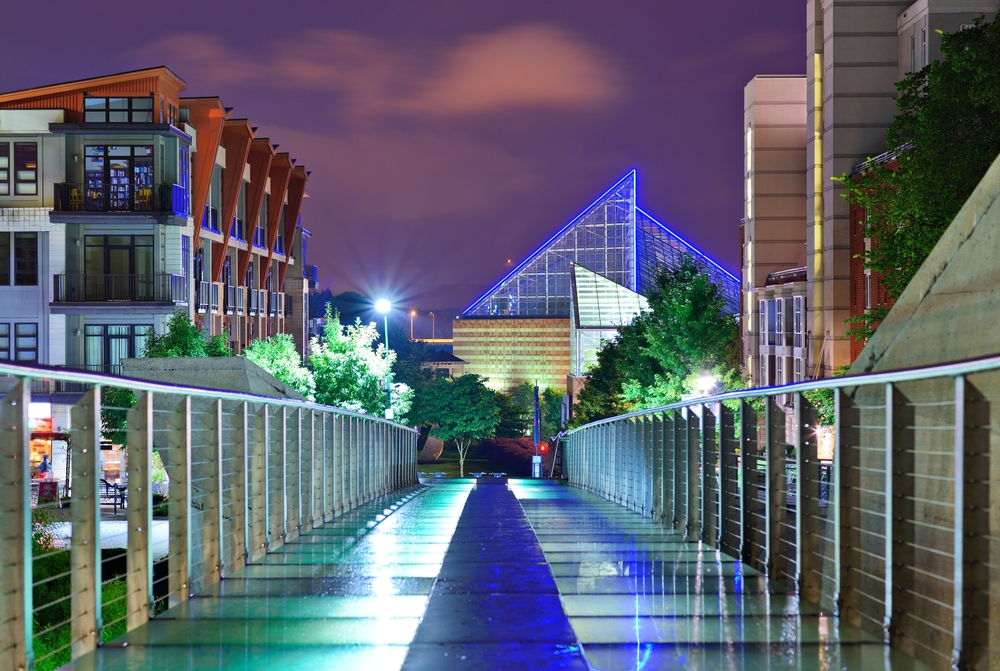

left=143, top=24, right=622, bottom=119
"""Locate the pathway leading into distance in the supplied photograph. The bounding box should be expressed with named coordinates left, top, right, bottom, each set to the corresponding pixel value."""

left=66, top=480, right=931, bottom=670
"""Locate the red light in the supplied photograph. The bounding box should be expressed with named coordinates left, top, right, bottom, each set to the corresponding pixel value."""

left=539, top=444, right=548, bottom=453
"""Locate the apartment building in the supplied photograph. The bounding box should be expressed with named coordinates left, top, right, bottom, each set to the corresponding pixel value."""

left=743, top=0, right=997, bottom=382
left=0, top=66, right=314, bottom=379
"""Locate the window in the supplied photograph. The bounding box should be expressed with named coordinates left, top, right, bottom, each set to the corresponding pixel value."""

left=758, top=300, right=766, bottom=341
left=14, top=233, right=37, bottom=286
left=14, top=143, right=37, bottom=196
left=85, top=325, right=152, bottom=373
left=793, top=296, right=804, bottom=348
left=178, top=146, right=190, bottom=215
left=775, top=355, right=784, bottom=386
left=921, top=28, right=927, bottom=67
left=15, top=323, right=37, bottom=362
left=794, top=357, right=803, bottom=383
left=85, top=145, right=154, bottom=211
left=182, top=235, right=190, bottom=282
left=775, top=299, right=784, bottom=343
left=0, top=144, right=8, bottom=195
left=865, top=274, right=872, bottom=310
left=84, top=96, right=154, bottom=123
left=910, top=35, right=916, bottom=72
left=0, top=324, right=9, bottom=360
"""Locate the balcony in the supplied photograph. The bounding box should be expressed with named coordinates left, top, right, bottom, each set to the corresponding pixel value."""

left=51, top=183, right=188, bottom=224
left=52, top=274, right=187, bottom=312
left=268, top=291, right=282, bottom=317
left=196, top=280, right=210, bottom=314
left=248, top=287, right=258, bottom=316
left=210, top=283, right=221, bottom=314
left=224, top=285, right=236, bottom=316
left=236, top=287, right=245, bottom=315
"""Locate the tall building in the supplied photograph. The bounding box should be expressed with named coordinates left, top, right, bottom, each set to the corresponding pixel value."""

left=0, top=66, right=314, bottom=378
left=455, top=171, right=739, bottom=392
left=743, top=0, right=997, bottom=383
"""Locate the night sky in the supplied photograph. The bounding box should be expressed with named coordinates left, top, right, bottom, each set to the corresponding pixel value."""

left=4, top=0, right=804, bottom=314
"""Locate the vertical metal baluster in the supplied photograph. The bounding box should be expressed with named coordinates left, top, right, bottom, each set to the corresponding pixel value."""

left=796, top=393, right=820, bottom=602
left=833, top=388, right=844, bottom=615
left=259, top=404, right=272, bottom=554
left=701, top=403, right=716, bottom=545
left=883, top=382, right=895, bottom=643
left=238, top=401, right=250, bottom=570
left=202, top=399, right=223, bottom=587
left=126, top=392, right=154, bottom=629
left=765, top=396, right=784, bottom=580
left=71, top=387, right=103, bottom=657
left=739, top=399, right=755, bottom=566
left=280, top=406, right=288, bottom=542
left=167, top=395, right=193, bottom=607
left=951, top=376, right=967, bottom=670
left=0, top=381, right=31, bottom=671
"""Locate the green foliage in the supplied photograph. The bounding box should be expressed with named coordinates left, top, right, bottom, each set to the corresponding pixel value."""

left=244, top=333, right=316, bottom=401
left=101, top=387, right=136, bottom=446
left=308, top=305, right=411, bottom=417
left=406, top=374, right=500, bottom=476
left=802, top=365, right=849, bottom=426
left=540, top=387, right=564, bottom=441
left=571, top=256, right=740, bottom=425
left=143, top=311, right=232, bottom=358
left=493, top=390, right=530, bottom=438
left=836, top=18, right=1000, bottom=338
left=151, top=450, right=167, bottom=484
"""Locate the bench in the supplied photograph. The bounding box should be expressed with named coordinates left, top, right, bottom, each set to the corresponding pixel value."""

left=100, top=479, right=127, bottom=513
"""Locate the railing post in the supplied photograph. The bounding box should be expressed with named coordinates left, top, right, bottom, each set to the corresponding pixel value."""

left=739, top=399, right=756, bottom=566
left=279, top=407, right=288, bottom=541
left=308, top=410, right=317, bottom=530
left=795, top=392, right=820, bottom=601
left=687, top=406, right=701, bottom=538
left=651, top=413, right=663, bottom=522
left=833, top=388, right=849, bottom=616
left=663, top=410, right=675, bottom=528
left=0, top=381, right=32, bottom=671
left=259, top=404, right=273, bottom=554
left=765, top=396, right=785, bottom=580
left=201, top=399, right=224, bottom=587
left=167, top=395, right=192, bottom=608
left=71, top=387, right=102, bottom=657
left=701, top=403, right=718, bottom=546
left=334, top=414, right=344, bottom=516
left=952, top=375, right=969, bottom=670
left=126, top=392, right=154, bottom=630
left=293, top=408, right=303, bottom=537
left=235, top=401, right=250, bottom=572
left=348, top=417, right=357, bottom=511
left=719, top=402, right=739, bottom=556
left=882, top=382, right=897, bottom=644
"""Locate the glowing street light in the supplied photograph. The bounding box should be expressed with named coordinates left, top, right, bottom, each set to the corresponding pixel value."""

left=375, top=299, right=393, bottom=419
left=695, top=374, right=718, bottom=397
left=409, top=310, right=416, bottom=340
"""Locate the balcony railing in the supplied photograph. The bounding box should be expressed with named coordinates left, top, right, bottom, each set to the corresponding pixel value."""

left=196, top=280, right=210, bottom=314
left=236, top=287, right=245, bottom=315
left=210, top=282, right=221, bottom=313
left=224, top=285, right=236, bottom=316
left=0, top=361, right=418, bottom=671
left=268, top=292, right=284, bottom=317
left=248, top=287, right=258, bottom=316
left=53, top=183, right=187, bottom=216
left=53, top=274, right=187, bottom=304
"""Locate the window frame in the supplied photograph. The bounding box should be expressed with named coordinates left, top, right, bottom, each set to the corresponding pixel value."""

left=13, top=142, right=38, bottom=196
left=83, top=95, right=155, bottom=123
left=0, top=143, right=9, bottom=196
left=14, top=322, right=38, bottom=363
left=13, top=232, right=37, bottom=286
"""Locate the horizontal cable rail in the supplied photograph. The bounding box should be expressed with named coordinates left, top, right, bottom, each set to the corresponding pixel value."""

left=563, top=354, right=1000, bottom=671
left=0, top=362, right=418, bottom=671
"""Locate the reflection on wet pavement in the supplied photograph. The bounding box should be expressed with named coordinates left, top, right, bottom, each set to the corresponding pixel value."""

left=64, top=480, right=933, bottom=670
left=67, top=483, right=473, bottom=671
left=509, top=480, right=934, bottom=671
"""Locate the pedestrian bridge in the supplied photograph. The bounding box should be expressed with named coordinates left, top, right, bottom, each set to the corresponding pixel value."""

left=2, top=357, right=998, bottom=670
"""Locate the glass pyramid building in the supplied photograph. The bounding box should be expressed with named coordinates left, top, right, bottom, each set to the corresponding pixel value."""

left=463, top=170, right=740, bottom=317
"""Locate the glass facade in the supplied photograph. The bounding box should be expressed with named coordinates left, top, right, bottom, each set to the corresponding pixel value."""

left=464, top=171, right=739, bottom=317
left=570, top=264, right=649, bottom=375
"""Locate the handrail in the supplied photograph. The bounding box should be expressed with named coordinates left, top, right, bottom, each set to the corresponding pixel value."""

left=0, top=361, right=416, bottom=430
left=565, top=351, right=1000, bottom=433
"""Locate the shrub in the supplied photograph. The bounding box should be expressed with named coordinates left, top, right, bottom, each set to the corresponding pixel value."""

left=477, top=438, right=542, bottom=477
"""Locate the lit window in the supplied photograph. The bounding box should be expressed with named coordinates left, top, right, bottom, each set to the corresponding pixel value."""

left=14, top=143, right=37, bottom=196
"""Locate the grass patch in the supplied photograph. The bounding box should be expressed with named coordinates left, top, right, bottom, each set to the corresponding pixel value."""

left=418, top=441, right=508, bottom=478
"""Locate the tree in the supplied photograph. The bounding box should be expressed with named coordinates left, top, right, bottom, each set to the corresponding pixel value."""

left=493, top=390, right=530, bottom=438
left=308, top=306, right=412, bottom=417
left=570, top=256, right=740, bottom=425
left=243, top=333, right=316, bottom=400
left=540, top=387, right=564, bottom=442
left=406, top=374, right=500, bottom=477
left=143, top=311, right=232, bottom=358
left=838, top=17, right=1000, bottom=339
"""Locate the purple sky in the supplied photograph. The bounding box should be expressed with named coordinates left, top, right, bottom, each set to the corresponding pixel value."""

left=4, top=0, right=804, bottom=311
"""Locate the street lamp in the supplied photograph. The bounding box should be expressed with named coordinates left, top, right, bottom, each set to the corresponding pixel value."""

left=429, top=311, right=435, bottom=340
left=375, top=299, right=393, bottom=419
left=409, top=310, right=416, bottom=340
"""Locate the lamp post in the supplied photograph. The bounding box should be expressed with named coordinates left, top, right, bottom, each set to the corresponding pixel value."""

left=429, top=311, right=435, bottom=340
left=375, top=299, right=392, bottom=419
left=409, top=310, right=416, bottom=340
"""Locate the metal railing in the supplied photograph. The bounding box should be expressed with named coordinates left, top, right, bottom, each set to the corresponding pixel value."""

left=247, top=287, right=258, bottom=316
left=0, top=362, right=418, bottom=671
left=195, top=280, right=210, bottom=314
left=53, top=274, right=188, bottom=304
left=224, top=285, right=236, bottom=316
left=563, top=354, right=1000, bottom=671
left=53, top=183, right=186, bottom=215
left=210, top=282, right=220, bottom=314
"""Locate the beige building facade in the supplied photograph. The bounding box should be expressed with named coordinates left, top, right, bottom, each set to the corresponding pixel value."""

left=744, top=0, right=997, bottom=381
left=452, top=317, right=570, bottom=393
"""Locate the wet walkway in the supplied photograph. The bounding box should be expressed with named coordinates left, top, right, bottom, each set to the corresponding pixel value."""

left=67, top=480, right=930, bottom=670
